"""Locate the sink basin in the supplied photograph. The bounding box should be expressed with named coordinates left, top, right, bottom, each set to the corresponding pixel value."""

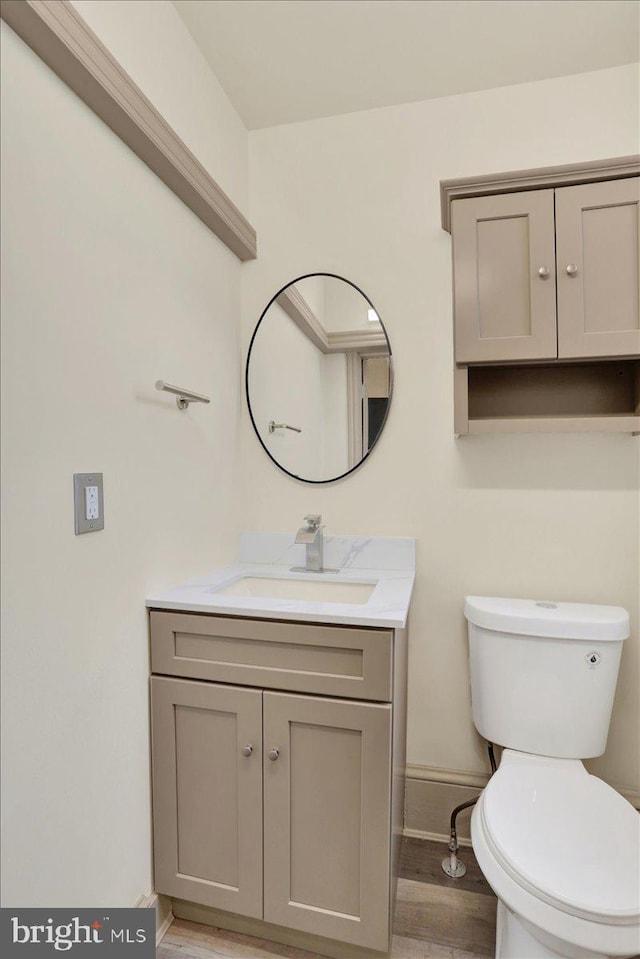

left=216, top=576, right=376, bottom=605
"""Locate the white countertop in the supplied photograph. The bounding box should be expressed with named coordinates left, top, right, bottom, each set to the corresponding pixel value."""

left=146, top=533, right=416, bottom=629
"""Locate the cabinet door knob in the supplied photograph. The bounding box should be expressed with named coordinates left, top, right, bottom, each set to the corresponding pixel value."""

left=566, top=264, right=579, bottom=277
left=241, top=745, right=253, bottom=757
left=268, top=747, right=280, bottom=761
left=537, top=267, right=549, bottom=279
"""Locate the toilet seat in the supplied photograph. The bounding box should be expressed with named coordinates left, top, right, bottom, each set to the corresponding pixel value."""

left=472, top=795, right=640, bottom=957
left=481, top=753, right=640, bottom=925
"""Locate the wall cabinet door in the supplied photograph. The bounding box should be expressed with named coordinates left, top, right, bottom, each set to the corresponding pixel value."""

left=556, top=177, right=640, bottom=359
left=262, top=692, right=392, bottom=951
left=151, top=677, right=263, bottom=917
left=452, top=190, right=558, bottom=363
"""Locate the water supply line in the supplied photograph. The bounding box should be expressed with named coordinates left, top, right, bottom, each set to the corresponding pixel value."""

left=441, top=742, right=497, bottom=879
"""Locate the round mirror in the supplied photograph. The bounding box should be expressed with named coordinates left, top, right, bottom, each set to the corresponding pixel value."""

left=246, top=273, right=393, bottom=484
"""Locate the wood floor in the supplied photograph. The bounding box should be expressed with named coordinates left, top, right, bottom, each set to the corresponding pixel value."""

left=158, top=838, right=497, bottom=959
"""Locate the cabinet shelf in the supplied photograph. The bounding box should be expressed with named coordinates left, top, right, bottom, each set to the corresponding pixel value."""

left=467, top=414, right=640, bottom=435
left=456, top=360, right=640, bottom=435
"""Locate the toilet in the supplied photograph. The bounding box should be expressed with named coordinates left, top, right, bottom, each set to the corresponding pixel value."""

left=464, top=596, right=640, bottom=959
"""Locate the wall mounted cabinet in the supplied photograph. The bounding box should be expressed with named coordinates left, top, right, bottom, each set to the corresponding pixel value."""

left=442, top=157, right=640, bottom=434
left=149, top=610, right=407, bottom=958
left=452, top=188, right=558, bottom=364
left=555, top=179, right=639, bottom=359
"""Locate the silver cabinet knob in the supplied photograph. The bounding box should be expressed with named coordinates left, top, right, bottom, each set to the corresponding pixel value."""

left=566, top=264, right=579, bottom=277
left=241, top=745, right=253, bottom=758
left=268, top=748, right=280, bottom=762
left=537, top=267, right=549, bottom=279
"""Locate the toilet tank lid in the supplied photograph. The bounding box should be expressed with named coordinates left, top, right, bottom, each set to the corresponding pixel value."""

left=464, top=596, right=629, bottom=641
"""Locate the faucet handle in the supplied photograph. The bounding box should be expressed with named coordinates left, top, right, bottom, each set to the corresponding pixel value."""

left=304, top=514, right=322, bottom=529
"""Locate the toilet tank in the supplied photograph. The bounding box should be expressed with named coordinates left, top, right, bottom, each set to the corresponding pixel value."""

left=465, top=597, right=629, bottom=759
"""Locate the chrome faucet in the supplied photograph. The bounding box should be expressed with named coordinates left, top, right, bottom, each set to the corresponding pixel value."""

left=292, top=514, right=340, bottom=573
left=294, top=514, right=324, bottom=572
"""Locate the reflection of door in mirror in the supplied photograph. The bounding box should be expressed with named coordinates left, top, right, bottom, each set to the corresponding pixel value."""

left=347, top=355, right=391, bottom=469
left=365, top=356, right=391, bottom=449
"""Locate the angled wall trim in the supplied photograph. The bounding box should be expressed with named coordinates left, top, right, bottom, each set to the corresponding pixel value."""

left=440, top=154, right=640, bottom=233
left=0, top=0, right=257, bottom=261
left=276, top=286, right=329, bottom=352
left=277, top=286, right=388, bottom=355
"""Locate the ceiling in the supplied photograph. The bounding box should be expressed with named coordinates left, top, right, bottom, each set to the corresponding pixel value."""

left=172, top=0, right=639, bottom=130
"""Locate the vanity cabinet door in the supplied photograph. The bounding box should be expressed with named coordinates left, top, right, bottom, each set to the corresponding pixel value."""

left=262, top=692, right=392, bottom=951
left=151, top=677, right=263, bottom=917
left=451, top=189, right=558, bottom=363
left=556, top=178, right=640, bottom=359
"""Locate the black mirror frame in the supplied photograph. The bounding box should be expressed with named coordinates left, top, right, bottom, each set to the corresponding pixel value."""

left=245, top=272, right=393, bottom=485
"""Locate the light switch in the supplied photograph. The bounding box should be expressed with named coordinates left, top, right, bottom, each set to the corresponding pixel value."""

left=74, top=473, right=104, bottom=534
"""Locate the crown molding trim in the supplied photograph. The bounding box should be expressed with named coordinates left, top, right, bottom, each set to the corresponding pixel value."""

left=277, top=286, right=387, bottom=354
left=326, top=329, right=388, bottom=355
left=276, top=286, right=329, bottom=352
left=0, top=0, right=257, bottom=261
left=440, top=155, right=640, bottom=233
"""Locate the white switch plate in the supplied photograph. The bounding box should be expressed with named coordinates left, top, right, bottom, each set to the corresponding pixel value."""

left=74, top=473, right=104, bottom=534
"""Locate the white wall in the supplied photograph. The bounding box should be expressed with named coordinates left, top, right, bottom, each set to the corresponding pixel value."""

left=0, top=3, right=248, bottom=907
left=323, top=276, right=380, bottom=332
left=242, top=64, right=640, bottom=797
left=248, top=302, right=325, bottom=478
left=248, top=284, right=353, bottom=480
left=71, top=0, right=248, bottom=209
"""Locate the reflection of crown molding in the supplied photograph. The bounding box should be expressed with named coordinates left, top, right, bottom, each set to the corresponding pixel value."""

left=0, top=0, right=257, bottom=261
left=276, top=287, right=328, bottom=352
left=277, top=287, right=387, bottom=355
left=326, top=330, right=388, bottom=355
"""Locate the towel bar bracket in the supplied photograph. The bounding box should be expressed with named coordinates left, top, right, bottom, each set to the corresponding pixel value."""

left=155, top=380, right=210, bottom=411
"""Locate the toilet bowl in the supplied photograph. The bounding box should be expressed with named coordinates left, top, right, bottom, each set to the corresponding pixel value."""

left=471, top=750, right=640, bottom=959
left=464, top=596, right=640, bottom=959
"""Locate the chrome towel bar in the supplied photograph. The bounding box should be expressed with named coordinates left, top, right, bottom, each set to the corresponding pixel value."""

left=155, top=380, right=211, bottom=411
left=269, top=420, right=302, bottom=433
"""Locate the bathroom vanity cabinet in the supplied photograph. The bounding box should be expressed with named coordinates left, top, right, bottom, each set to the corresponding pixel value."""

left=149, top=609, right=407, bottom=958
left=441, top=157, right=640, bottom=434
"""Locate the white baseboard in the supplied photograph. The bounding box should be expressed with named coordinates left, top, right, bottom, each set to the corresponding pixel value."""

left=137, top=892, right=173, bottom=945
